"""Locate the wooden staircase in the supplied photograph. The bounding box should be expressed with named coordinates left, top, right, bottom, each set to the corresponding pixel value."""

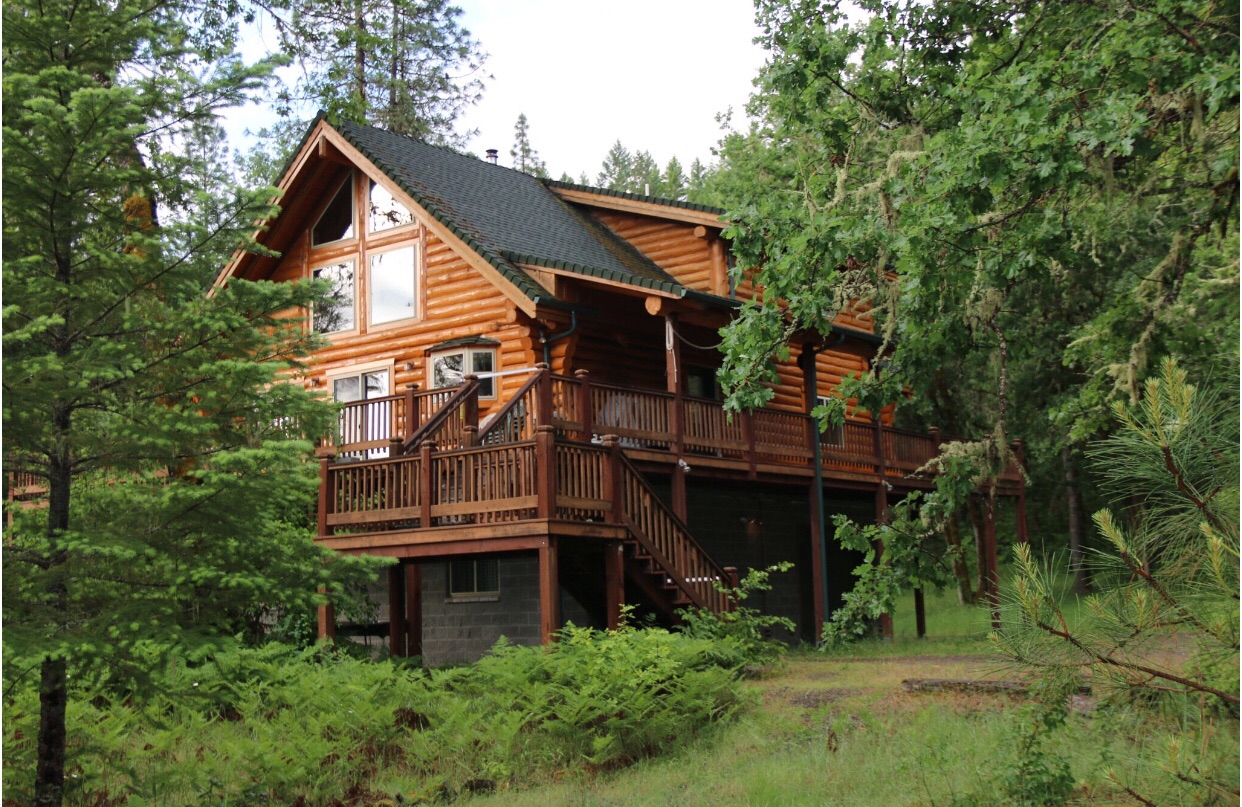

left=324, top=368, right=735, bottom=620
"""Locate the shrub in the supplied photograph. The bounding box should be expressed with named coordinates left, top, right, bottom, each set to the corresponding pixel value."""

left=676, top=562, right=796, bottom=666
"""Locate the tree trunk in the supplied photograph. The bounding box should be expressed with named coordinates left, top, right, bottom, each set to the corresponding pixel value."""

left=36, top=425, right=72, bottom=807
left=943, top=512, right=976, bottom=604
left=1062, top=445, right=1090, bottom=595
left=353, top=0, right=367, bottom=109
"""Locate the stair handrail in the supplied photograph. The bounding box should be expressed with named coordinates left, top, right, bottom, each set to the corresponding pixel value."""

left=475, top=370, right=542, bottom=445
left=400, top=378, right=480, bottom=453
left=613, top=448, right=732, bottom=613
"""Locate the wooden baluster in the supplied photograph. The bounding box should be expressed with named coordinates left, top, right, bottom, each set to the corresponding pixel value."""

left=743, top=411, right=757, bottom=479
left=575, top=369, right=592, bottom=441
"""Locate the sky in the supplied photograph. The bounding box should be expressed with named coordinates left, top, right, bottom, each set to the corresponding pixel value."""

left=221, top=1, right=769, bottom=182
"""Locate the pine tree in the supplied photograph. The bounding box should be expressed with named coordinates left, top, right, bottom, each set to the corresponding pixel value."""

left=662, top=157, right=687, bottom=200
left=633, top=149, right=661, bottom=196
left=2, top=0, right=376, bottom=802
left=510, top=112, right=548, bottom=177
left=267, top=0, right=487, bottom=146
left=597, top=140, right=635, bottom=191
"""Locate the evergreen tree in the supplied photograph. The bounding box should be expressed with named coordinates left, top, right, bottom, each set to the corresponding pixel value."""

left=510, top=112, right=548, bottom=177
left=633, top=149, right=661, bottom=195
left=267, top=0, right=487, bottom=146
left=662, top=156, right=688, bottom=200
left=597, top=140, right=636, bottom=191
left=2, top=0, right=376, bottom=802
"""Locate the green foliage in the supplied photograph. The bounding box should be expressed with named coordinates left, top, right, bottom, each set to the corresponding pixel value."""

left=677, top=563, right=797, bottom=666
left=991, top=701, right=1076, bottom=807
left=994, top=360, right=1239, bottom=803
left=713, top=0, right=1239, bottom=571
left=2, top=628, right=748, bottom=804
left=510, top=112, right=548, bottom=178
left=263, top=0, right=486, bottom=146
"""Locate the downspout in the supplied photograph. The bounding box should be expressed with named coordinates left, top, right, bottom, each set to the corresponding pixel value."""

left=541, top=311, right=578, bottom=367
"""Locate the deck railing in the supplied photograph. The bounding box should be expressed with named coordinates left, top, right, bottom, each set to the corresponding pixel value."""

left=324, top=366, right=1019, bottom=485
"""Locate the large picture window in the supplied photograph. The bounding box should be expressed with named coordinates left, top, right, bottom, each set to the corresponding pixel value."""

left=312, top=260, right=356, bottom=334
left=429, top=346, right=496, bottom=398
left=369, top=245, right=417, bottom=326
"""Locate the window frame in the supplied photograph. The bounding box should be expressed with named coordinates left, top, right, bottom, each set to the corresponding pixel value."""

left=428, top=346, right=498, bottom=400
left=365, top=241, right=420, bottom=330
left=309, top=257, right=359, bottom=338
left=366, top=179, right=418, bottom=235
left=310, top=171, right=359, bottom=249
left=447, top=557, right=500, bottom=601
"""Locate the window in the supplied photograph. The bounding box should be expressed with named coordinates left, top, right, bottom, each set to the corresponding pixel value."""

left=686, top=365, right=720, bottom=400
left=430, top=347, right=496, bottom=398
left=815, top=395, right=844, bottom=446
left=312, top=260, right=356, bottom=334
left=368, top=180, right=414, bottom=232
left=449, top=558, right=499, bottom=598
left=368, top=245, right=417, bottom=326
left=312, top=173, right=356, bottom=246
left=333, top=367, right=391, bottom=458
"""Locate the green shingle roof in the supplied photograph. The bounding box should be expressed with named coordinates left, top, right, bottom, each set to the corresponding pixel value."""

left=335, top=121, right=688, bottom=303
left=542, top=178, right=726, bottom=218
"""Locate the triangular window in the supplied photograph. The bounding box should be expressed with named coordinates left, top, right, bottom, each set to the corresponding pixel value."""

left=368, top=180, right=414, bottom=232
left=312, top=173, right=355, bottom=246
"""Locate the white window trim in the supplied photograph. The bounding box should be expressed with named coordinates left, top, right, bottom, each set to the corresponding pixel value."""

left=365, top=241, right=420, bottom=330
left=310, top=257, right=359, bottom=338
left=428, top=346, right=499, bottom=400
left=311, top=172, right=358, bottom=249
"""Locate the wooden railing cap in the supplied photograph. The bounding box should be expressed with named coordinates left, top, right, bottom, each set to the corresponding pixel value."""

left=535, top=424, right=556, bottom=434
left=573, top=369, right=590, bottom=378
left=535, top=362, right=550, bottom=370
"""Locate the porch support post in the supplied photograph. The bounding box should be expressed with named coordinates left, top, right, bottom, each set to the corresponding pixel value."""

left=1012, top=439, right=1029, bottom=545
left=875, top=473, right=893, bottom=640
left=574, top=369, right=593, bottom=441
left=604, top=541, right=625, bottom=630
left=316, top=587, right=336, bottom=642
left=872, top=410, right=893, bottom=639
left=664, top=313, right=687, bottom=522
left=799, top=345, right=827, bottom=638
left=388, top=563, right=407, bottom=656
left=539, top=538, right=561, bottom=644
left=983, top=497, right=1001, bottom=629
left=914, top=587, right=927, bottom=639
left=536, top=425, right=557, bottom=520
left=406, top=562, right=423, bottom=658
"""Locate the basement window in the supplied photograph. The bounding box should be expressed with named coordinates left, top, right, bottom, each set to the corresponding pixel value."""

left=312, top=173, right=356, bottom=246
left=449, top=558, right=500, bottom=600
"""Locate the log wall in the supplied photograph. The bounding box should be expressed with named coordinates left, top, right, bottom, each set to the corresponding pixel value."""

left=267, top=198, right=535, bottom=414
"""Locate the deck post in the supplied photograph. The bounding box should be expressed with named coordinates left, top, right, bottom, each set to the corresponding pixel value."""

left=316, top=587, right=336, bottom=642
left=535, top=425, right=557, bottom=519
left=419, top=440, right=436, bottom=528
left=406, top=562, right=423, bottom=658
left=604, top=541, right=625, bottom=630
left=404, top=385, right=419, bottom=439
left=742, top=411, right=757, bottom=479
left=539, top=538, right=561, bottom=644
left=984, top=498, right=1001, bottom=628
left=914, top=587, right=927, bottom=638
left=388, top=563, right=407, bottom=656
left=872, top=412, right=892, bottom=639
left=1012, top=439, right=1028, bottom=545
left=535, top=363, right=553, bottom=428
left=602, top=435, right=622, bottom=524
left=462, top=374, right=480, bottom=448
left=317, top=457, right=332, bottom=538
left=664, top=314, right=688, bottom=522
left=799, top=345, right=827, bottom=637
left=574, top=369, right=593, bottom=441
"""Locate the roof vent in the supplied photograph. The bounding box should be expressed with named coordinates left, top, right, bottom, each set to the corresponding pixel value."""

left=485, top=149, right=498, bottom=165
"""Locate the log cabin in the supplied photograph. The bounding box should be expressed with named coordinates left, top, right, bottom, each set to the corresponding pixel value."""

left=213, top=117, right=1025, bottom=664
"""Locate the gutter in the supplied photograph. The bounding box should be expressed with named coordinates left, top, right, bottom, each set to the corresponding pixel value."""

left=541, top=310, right=579, bottom=366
